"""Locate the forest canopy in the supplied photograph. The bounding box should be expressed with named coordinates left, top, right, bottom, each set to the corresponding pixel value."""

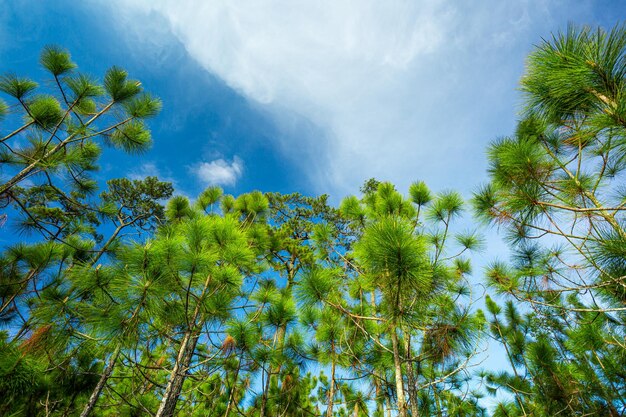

left=0, top=24, right=625, bottom=417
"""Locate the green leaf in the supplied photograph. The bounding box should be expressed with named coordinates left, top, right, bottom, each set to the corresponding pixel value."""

left=0, top=74, right=38, bottom=99
left=65, top=74, right=104, bottom=101
left=264, top=295, right=297, bottom=328
left=455, top=231, right=485, bottom=252
left=74, top=98, right=97, bottom=115
left=409, top=180, right=432, bottom=206
left=40, top=45, right=76, bottom=76
left=104, top=66, right=141, bottom=102
left=427, top=191, right=464, bottom=222
left=354, top=217, right=432, bottom=312
left=296, top=267, right=338, bottom=307
left=107, top=121, right=152, bottom=153
left=26, top=95, right=64, bottom=129
left=165, top=195, right=193, bottom=222
left=339, top=195, right=363, bottom=221
left=221, top=194, right=235, bottom=213
left=234, top=191, right=269, bottom=218
left=196, top=186, right=223, bottom=212
left=0, top=98, right=7, bottom=121
left=471, top=183, right=500, bottom=223
left=226, top=318, right=260, bottom=352
left=123, top=93, right=162, bottom=118
left=484, top=295, right=501, bottom=315
left=485, top=261, right=518, bottom=294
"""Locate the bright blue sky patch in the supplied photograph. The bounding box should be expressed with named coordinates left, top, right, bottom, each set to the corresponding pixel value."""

left=1, top=0, right=312, bottom=199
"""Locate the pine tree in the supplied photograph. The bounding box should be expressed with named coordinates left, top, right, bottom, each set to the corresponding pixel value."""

left=151, top=191, right=267, bottom=417
left=474, top=24, right=626, bottom=416
left=296, top=181, right=485, bottom=417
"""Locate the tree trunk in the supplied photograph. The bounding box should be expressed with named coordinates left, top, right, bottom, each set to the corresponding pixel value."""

left=385, top=396, right=392, bottom=417
left=78, top=228, right=146, bottom=417
left=259, top=364, right=272, bottom=417
left=261, top=275, right=294, bottom=417
left=326, top=352, right=336, bottom=417
left=403, top=333, right=420, bottom=417
left=155, top=329, right=200, bottom=417
left=156, top=269, right=216, bottom=417
left=391, top=328, right=408, bottom=417
left=494, top=321, right=528, bottom=417
left=370, top=291, right=384, bottom=417
left=79, top=345, right=121, bottom=417
left=224, top=359, right=241, bottom=417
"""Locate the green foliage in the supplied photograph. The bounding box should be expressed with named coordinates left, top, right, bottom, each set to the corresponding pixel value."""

left=354, top=217, right=432, bottom=313
left=408, top=180, right=432, bottom=206
left=0, top=98, right=7, bottom=121
left=195, top=186, right=223, bottom=212
left=123, top=93, right=162, bottom=118
left=477, top=27, right=626, bottom=416
left=165, top=195, right=193, bottom=222
left=3, top=24, right=626, bottom=417
left=103, top=66, right=141, bottom=102
left=107, top=120, right=152, bottom=153
left=522, top=24, right=626, bottom=126
left=40, top=45, right=76, bottom=76
left=65, top=73, right=104, bottom=100
left=0, top=74, right=38, bottom=99
left=25, top=94, right=64, bottom=128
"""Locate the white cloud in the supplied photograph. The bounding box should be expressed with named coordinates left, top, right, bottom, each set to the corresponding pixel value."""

left=128, top=162, right=188, bottom=195
left=128, top=162, right=164, bottom=181
left=109, top=0, right=595, bottom=196
left=191, top=156, right=244, bottom=187
left=128, top=162, right=181, bottom=187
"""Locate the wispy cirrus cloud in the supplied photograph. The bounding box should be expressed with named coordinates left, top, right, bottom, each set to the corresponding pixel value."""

left=108, top=0, right=596, bottom=196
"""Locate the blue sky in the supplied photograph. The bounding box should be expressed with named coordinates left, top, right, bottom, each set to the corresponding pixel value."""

left=2, top=0, right=623, bottom=203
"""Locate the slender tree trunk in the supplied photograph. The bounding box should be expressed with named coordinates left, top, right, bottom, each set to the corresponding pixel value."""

left=493, top=320, right=528, bottom=417
left=403, top=333, right=420, bottom=417
left=391, top=327, right=408, bottom=417
left=370, top=291, right=384, bottom=416
left=259, top=364, right=272, bottom=417
left=326, top=350, right=336, bottom=417
left=224, top=359, right=242, bottom=417
left=156, top=269, right=216, bottom=417
left=155, top=329, right=200, bottom=417
left=374, top=375, right=384, bottom=416
left=79, top=345, right=121, bottom=417
left=90, top=224, right=123, bottom=266
left=385, top=396, right=392, bottom=417
left=259, top=318, right=285, bottom=417
left=77, top=228, right=143, bottom=417
left=261, top=271, right=295, bottom=417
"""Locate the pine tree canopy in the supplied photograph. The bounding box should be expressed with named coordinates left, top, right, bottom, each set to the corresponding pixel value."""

left=1, top=24, right=625, bottom=417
